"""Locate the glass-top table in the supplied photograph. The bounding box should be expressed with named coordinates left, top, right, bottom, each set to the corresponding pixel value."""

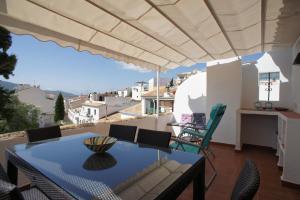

left=6, top=133, right=205, bottom=200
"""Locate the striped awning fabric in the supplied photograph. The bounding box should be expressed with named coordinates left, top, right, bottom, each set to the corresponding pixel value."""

left=0, top=0, right=299, bottom=71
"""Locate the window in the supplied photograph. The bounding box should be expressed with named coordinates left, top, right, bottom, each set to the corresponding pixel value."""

left=258, top=72, right=280, bottom=101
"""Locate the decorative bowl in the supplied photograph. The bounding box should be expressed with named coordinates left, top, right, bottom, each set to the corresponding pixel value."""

left=83, top=136, right=117, bottom=153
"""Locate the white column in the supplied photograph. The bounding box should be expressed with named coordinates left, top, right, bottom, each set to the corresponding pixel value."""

left=156, top=66, right=160, bottom=131
left=156, top=66, right=160, bottom=117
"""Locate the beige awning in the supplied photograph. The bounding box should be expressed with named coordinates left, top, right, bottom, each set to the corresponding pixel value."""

left=0, top=0, right=299, bottom=71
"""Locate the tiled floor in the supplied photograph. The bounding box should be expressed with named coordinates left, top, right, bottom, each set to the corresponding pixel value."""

left=178, top=144, right=300, bottom=200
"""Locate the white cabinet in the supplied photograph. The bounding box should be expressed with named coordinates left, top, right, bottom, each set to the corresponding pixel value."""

left=280, top=117, right=300, bottom=184
left=236, top=109, right=300, bottom=185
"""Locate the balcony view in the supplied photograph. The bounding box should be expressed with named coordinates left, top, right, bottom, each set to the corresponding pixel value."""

left=0, top=0, right=300, bottom=200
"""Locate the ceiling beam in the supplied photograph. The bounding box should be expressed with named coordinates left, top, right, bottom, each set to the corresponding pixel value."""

left=203, top=0, right=238, bottom=57
left=145, top=0, right=216, bottom=60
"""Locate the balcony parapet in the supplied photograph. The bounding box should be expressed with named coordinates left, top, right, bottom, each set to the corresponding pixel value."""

left=0, top=123, right=95, bottom=141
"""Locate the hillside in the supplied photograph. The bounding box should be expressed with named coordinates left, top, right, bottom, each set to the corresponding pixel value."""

left=0, top=80, right=18, bottom=90
left=0, top=80, right=76, bottom=99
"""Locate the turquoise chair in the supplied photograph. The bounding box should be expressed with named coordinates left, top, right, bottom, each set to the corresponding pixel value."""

left=170, top=104, right=226, bottom=188
left=178, top=103, right=226, bottom=157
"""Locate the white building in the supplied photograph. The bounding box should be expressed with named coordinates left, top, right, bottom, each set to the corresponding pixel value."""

left=141, top=87, right=175, bottom=115
left=148, top=77, right=170, bottom=91
left=131, top=83, right=148, bottom=101
left=117, top=88, right=130, bottom=97
left=68, top=93, right=133, bottom=124
left=66, top=95, right=89, bottom=111
left=68, top=101, right=107, bottom=124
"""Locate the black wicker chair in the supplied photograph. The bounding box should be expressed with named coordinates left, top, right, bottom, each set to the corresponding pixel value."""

left=0, top=164, right=49, bottom=200
left=231, top=160, right=260, bottom=200
left=108, top=124, right=137, bottom=142
left=137, top=129, right=171, bottom=148
left=26, top=125, right=61, bottom=143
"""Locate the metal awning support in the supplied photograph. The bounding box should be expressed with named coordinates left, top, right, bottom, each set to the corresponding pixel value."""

left=156, top=66, right=160, bottom=117
left=155, top=66, right=160, bottom=131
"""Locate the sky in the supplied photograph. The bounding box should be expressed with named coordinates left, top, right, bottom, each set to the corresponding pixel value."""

left=5, top=34, right=262, bottom=95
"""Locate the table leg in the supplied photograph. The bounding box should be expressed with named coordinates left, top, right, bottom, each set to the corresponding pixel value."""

left=7, top=160, right=18, bottom=185
left=193, top=160, right=205, bottom=200
left=235, top=111, right=242, bottom=151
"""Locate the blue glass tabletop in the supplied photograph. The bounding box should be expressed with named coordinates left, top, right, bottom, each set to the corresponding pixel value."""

left=8, top=133, right=204, bottom=200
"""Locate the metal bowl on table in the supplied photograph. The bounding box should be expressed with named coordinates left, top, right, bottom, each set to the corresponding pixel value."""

left=83, top=136, right=117, bottom=153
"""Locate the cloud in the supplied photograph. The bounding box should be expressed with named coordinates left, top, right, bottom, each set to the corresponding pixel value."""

left=116, top=61, right=151, bottom=73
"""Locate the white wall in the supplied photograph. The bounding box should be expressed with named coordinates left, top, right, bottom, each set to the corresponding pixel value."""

left=291, top=37, right=300, bottom=113
left=141, top=98, right=146, bottom=115
left=172, top=72, right=207, bottom=136
left=104, top=96, right=130, bottom=106
left=132, top=86, right=143, bottom=101
left=148, top=77, right=169, bottom=91
left=240, top=49, right=295, bottom=147
left=207, top=60, right=242, bottom=145
left=291, top=66, right=300, bottom=113
left=82, top=105, right=100, bottom=121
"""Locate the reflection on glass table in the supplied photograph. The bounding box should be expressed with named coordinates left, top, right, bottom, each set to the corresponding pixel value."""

left=6, top=133, right=205, bottom=200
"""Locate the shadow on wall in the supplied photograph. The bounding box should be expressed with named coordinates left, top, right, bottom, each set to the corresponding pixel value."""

left=188, top=95, right=206, bottom=114
left=241, top=63, right=259, bottom=109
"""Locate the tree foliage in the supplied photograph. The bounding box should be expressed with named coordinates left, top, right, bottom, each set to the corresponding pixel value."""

left=0, top=96, right=40, bottom=133
left=54, top=93, right=65, bottom=122
left=0, top=26, right=19, bottom=133
left=0, top=26, right=17, bottom=79
left=169, top=78, right=174, bottom=87
left=0, top=26, right=40, bottom=134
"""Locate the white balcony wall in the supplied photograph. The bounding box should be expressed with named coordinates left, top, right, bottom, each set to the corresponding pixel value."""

left=291, top=37, right=300, bottom=114
left=172, top=72, right=207, bottom=136
left=207, top=60, right=242, bottom=145
left=291, top=67, right=300, bottom=114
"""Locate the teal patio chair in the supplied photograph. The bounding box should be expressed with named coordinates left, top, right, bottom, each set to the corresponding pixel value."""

left=170, top=103, right=226, bottom=188
left=178, top=104, right=226, bottom=157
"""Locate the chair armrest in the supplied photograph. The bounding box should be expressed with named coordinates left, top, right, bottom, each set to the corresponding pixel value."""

left=168, top=122, right=207, bottom=130
left=180, top=128, right=206, bottom=138
left=185, top=123, right=207, bottom=130
left=170, top=137, right=202, bottom=148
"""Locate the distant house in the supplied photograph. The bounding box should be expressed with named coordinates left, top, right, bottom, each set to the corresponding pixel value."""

left=131, top=83, right=148, bottom=101
left=148, top=77, right=170, bottom=91
left=16, top=85, right=56, bottom=127
left=141, top=87, right=175, bottom=115
left=68, top=92, right=132, bottom=125
left=66, top=95, right=89, bottom=111
left=117, top=88, right=130, bottom=97
left=68, top=100, right=107, bottom=124
left=175, top=70, right=200, bottom=85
